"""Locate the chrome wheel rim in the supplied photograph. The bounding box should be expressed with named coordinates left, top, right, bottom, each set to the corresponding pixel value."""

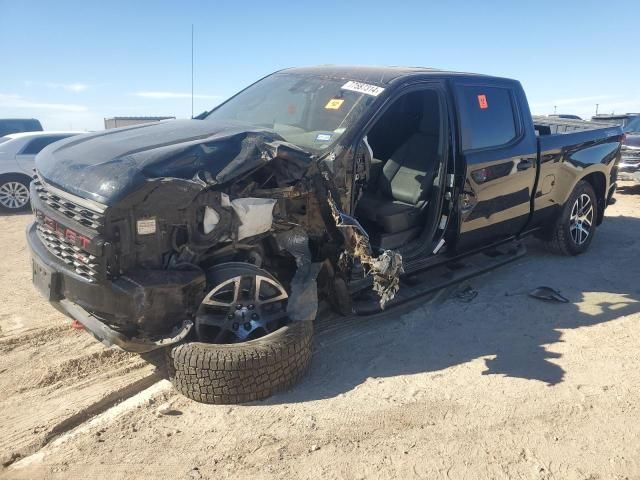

left=569, top=193, right=594, bottom=246
left=0, top=181, right=29, bottom=209
left=195, top=273, right=289, bottom=343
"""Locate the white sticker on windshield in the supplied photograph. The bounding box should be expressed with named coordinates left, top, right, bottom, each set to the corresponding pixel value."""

left=341, top=81, right=385, bottom=97
left=316, top=133, right=332, bottom=142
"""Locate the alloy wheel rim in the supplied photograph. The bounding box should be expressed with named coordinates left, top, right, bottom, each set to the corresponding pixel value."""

left=195, top=274, right=289, bottom=343
left=0, top=182, right=29, bottom=209
left=569, top=193, right=594, bottom=246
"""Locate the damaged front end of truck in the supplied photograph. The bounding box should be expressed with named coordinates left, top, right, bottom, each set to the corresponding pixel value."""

left=28, top=121, right=403, bottom=353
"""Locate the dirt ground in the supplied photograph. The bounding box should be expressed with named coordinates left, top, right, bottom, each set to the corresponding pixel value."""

left=1, top=182, right=640, bottom=480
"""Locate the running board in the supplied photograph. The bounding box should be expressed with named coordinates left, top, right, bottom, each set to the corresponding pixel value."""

left=353, top=241, right=527, bottom=315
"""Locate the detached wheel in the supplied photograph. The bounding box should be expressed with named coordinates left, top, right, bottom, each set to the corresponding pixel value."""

left=545, top=180, right=597, bottom=256
left=0, top=175, right=31, bottom=212
left=167, top=263, right=313, bottom=404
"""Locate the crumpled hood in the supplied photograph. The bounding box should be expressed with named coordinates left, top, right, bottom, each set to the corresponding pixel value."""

left=35, top=119, right=313, bottom=205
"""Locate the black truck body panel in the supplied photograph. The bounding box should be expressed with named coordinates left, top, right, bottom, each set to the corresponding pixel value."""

left=27, top=66, right=623, bottom=351
left=36, top=119, right=313, bottom=206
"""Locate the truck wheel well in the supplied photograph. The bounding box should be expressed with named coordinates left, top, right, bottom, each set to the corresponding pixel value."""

left=0, top=172, right=32, bottom=184
left=581, top=172, right=606, bottom=225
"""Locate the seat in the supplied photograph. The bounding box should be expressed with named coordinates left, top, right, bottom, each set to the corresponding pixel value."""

left=357, top=196, right=424, bottom=233
left=357, top=97, right=440, bottom=239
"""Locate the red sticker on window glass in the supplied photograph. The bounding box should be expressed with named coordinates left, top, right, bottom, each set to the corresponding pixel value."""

left=478, top=94, right=488, bottom=109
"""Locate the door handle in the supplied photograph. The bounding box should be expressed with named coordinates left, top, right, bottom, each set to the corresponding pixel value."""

left=517, top=159, right=533, bottom=171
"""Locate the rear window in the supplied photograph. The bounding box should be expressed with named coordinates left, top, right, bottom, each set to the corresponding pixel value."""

left=456, top=86, right=518, bottom=151
left=20, top=135, right=70, bottom=155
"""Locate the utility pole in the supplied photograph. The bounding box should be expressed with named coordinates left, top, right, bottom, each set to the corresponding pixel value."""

left=595, top=104, right=599, bottom=116
left=191, top=24, right=194, bottom=119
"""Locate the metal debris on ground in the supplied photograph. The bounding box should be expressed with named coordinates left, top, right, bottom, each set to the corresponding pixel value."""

left=528, top=286, right=569, bottom=303
left=453, top=285, right=478, bottom=303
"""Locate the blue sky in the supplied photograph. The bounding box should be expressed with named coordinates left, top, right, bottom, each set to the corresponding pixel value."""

left=1, top=0, right=638, bottom=131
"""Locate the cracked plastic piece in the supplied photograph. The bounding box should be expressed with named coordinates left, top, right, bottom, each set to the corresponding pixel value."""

left=276, top=228, right=321, bottom=322
left=528, top=286, right=569, bottom=303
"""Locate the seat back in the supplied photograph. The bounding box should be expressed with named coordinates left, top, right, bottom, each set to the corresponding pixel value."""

left=378, top=95, right=440, bottom=205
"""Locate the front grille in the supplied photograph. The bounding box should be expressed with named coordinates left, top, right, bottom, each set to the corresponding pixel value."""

left=36, top=224, right=100, bottom=282
left=33, top=173, right=106, bottom=231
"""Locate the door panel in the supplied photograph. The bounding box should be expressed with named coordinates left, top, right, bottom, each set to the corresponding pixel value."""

left=453, top=82, right=538, bottom=251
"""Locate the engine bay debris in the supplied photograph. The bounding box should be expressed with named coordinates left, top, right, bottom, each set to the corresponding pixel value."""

left=328, top=196, right=403, bottom=308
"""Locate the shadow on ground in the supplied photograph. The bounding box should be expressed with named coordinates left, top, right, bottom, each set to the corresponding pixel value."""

left=0, top=211, right=32, bottom=218
left=617, top=183, right=640, bottom=196
left=262, top=213, right=640, bottom=404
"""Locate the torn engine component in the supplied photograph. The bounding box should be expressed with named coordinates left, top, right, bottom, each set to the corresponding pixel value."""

left=328, top=196, right=403, bottom=308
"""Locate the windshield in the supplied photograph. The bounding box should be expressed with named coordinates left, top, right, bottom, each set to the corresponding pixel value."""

left=624, top=116, right=640, bottom=133
left=205, top=73, right=380, bottom=152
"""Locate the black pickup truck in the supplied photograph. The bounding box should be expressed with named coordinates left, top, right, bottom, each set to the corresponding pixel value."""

left=28, top=66, right=622, bottom=404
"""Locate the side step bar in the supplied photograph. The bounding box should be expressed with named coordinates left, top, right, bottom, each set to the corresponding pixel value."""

left=353, top=241, right=527, bottom=315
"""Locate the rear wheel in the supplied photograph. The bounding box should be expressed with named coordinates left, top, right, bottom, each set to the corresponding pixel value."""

left=166, top=263, right=313, bottom=404
left=545, top=180, right=598, bottom=256
left=0, top=175, right=31, bottom=212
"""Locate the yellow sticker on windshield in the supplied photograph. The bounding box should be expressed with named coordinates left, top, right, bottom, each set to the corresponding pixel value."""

left=325, top=99, right=344, bottom=110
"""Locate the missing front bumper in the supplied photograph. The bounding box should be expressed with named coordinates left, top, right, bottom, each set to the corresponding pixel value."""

left=58, top=299, right=193, bottom=353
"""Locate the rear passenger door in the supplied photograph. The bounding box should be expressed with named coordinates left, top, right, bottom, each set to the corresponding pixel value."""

left=453, top=81, right=538, bottom=251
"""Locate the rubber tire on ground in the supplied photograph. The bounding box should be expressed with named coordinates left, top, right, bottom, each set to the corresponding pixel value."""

left=545, top=180, right=597, bottom=256
left=0, top=174, right=31, bottom=212
left=167, top=319, right=313, bottom=404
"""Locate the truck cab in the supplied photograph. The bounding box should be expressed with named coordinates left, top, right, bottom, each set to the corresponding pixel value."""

left=348, top=74, right=540, bottom=257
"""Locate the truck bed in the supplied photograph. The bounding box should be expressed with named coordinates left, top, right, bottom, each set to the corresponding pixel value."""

left=534, top=116, right=623, bottom=153
left=533, top=116, right=613, bottom=134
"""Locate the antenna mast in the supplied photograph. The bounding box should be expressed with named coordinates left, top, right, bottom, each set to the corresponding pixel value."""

left=191, top=24, right=194, bottom=118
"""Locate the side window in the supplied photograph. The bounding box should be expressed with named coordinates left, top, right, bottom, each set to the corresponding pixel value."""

left=20, top=136, right=67, bottom=155
left=456, top=85, right=518, bottom=151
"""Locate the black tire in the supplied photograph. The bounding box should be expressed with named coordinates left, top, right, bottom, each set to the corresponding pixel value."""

left=166, top=320, right=313, bottom=404
left=0, top=174, right=31, bottom=212
left=545, top=180, right=598, bottom=256
left=166, top=262, right=314, bottom=404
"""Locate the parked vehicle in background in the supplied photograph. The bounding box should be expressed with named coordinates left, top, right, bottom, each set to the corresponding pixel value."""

left=549, top=114, right=582, bottom=120
left=535, top=116, right=611, bottom=134
left=0, top=131, right=82, bottom=211
left=27, top=66, right=622, bottom=404
left=591, top=113, right=640, bottom=129
left=620, top=116, right=640, bottom=184
left=104, top=116, right=175, bottom=129
left=0, top=118, right=43, bottom=138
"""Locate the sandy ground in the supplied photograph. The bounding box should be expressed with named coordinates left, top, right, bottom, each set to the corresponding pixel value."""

left=1, top=182, right=640, bottom=480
